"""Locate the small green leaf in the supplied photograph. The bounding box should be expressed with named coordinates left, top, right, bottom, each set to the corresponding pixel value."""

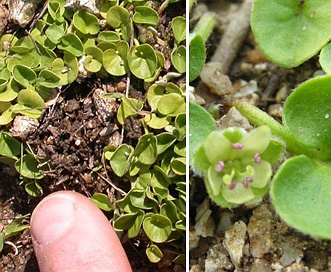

left=189, top=102, right=216, bottom=165
left=117, top=97, right=143, bottom=125
left=15, top=153, right=45, bottom=179
left=37, top=70, right=61, bottom=88
left=114, top=211, right=144, bottom=238
left=189, top=35, right=205, bottom=82
left=25, top=181, right=43, bottom=197
left=17, top=88, right=44, bottom=109
left=58, top=33, right=84, bottom=56
left=144, top=113, right=171, bottom=129
left=108, top=144, right=134, bottom=177
left=171, top=45, right=186, bottom=73
left=4, top=215, right=30, bottom=238
left=157, top=93, right=185, bottom=116
left=251, top=0, right=331, bottom=67
left=73, top=10, right=100, bottom=35
left=102, top=41, right=129, bottom=76
left=12, top=65, right=37, bottom=88
left=91, top=193, right=113, bottom=211
left=143, top=214, right=172, bottom=243
left=45, top=21, right=67, bottom=44
left=170, top=157, right=186, bottom=175
left=134, top=134, right=158, bottom=165
left=319, top=43, right=331, bottom=74
left=133, top=6, right=159, bottom=26
left=283, top=75, right=331, bottom=160
left=0, top=131, right=21, bottom=158
left=98, top=31, right=120, bottom=43
left=156, top=133, right=176, bottom=154
left=106, top=6, right=130, bottom=29
left=271, top=155, right=331, bottom=239
left=128, top=45, right=157, bottom=79
left=146, top=245, right=163, bottom=263
left=172, top=16, right=186, bottom=44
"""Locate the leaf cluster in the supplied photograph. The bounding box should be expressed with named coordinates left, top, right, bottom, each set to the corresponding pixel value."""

left=99, top=82, right=186, bottom=263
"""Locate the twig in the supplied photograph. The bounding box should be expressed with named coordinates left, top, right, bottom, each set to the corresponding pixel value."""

left=211, top=0, right=252, bottom=74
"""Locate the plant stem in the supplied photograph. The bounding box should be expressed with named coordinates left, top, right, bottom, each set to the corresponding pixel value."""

left=192, top=12, right=216, bottom=43
left=189, top=0, right=197, bottom=11
left=234, top=101, right=320, bottom=158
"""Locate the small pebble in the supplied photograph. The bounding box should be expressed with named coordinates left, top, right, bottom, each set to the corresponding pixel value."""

left=268, top=103, right=283, bottom=118
left=223, top=221, right=247, bottom=267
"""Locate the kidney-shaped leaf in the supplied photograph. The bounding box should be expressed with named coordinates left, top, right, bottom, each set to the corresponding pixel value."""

left=133, top=6, right=159, bottom=26
left=172, top=16, right=186, bottom=44
left=283, top=75, right=331, bottom=160
left=146, top=245, right=163, bottom=263
left=73, top=10, right=100, bottom=35
left=271, top=155, right=331, bottom=239
left=128, top=45, right=157, bottom=79
left=171, top=45, right=186, bottom=73
left=143, top=214, right=172, bottom=243
left=251, top=0, right=331, bottom=67
left=12, top=65, right=37, bottom=88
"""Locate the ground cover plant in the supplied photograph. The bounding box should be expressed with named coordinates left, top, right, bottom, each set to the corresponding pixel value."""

left=0, top=0, right=186, bottom=270
left=189, top=0, right=331, bottom=270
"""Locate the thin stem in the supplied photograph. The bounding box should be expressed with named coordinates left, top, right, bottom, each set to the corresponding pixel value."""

left=192, top=12, right=216, bottom=44
left=234, top=101, right=321, bottom=158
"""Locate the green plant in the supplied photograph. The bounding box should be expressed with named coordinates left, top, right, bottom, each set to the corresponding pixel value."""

left=0, top=215, right=30, bottom=253
left=190, top=102, right=282, bottom=207
left=251, top=0, right=331, bottom=68
left=189, top=11, right=216, bottom=82
left=100, top=82, right=186, bottom=263
left=0, top=0, right=186, bottom=264
left=234, top=75, right=331, bottom=239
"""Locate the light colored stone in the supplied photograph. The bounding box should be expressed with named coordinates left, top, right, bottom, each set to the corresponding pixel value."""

left=247, top=204, right=274, bottom=258
left=10, top=115, right=39, bottom=139
left=268, top=103, right=283, bottom=118
left=189, top=230, right=200, bottom=250
left=9, top=0, right=42, bottom=27
left=280, top=242, right=303, bottom=267
left=223, top=220, right=247, bottom=267
left=200, top=62, right=234, bottom=96
left=205, top=243, right=233, bottom=272
left=217, top=107, right=252, bottom=131
left=194, top=198, right=215, bottom=237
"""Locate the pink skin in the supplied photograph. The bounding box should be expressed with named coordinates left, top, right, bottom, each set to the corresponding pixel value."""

left=30, top=191, right=132, bottom=272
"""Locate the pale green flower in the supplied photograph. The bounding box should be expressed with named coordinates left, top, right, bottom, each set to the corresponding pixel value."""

left=194, top=125, right=279, bottom=207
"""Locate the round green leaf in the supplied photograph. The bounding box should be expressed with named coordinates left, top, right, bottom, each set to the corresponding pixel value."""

left=84, top=55, right=102, bottom=73
left=189, top=35, right=205, bottom=82
left=45, top=21, right=67, bottom=44
left=283, top=75, right=331, bottom=160
left=109, top=144, right=134, bottom=177
left=133, top=6, right=159, bottom=26
left=157, top=93, right=185, bottom=116
left=128, top=44, right=157, bottom=79
left=251, top=0, right=331, bottom=67
left=143, top=214, right=172, bottom=243
left=98, top=31, right=120, bottom=43
left=102, top=41, right=129, bottom=76
left=114, top=211, right=144, bottom=238
left=12, top=65, right=37, bottom=87
left=91, top=193, right=113, bottom=211
left=189, top=102, right=216, bottom=165
left=58, top=33, right=84, bottom=56
left=37, top=70, right=61, bottom=88
left=172, top=16, right=186, bottom=44
left=73, top=10, right=100, bottom=35
left=25, top=181, right=43, bottom=197
left=133, top=134, right=157, bottom=165
left=144, top=113, right=171, bottom=129
left=0, top=79, right=19, bottom=102
left=14, top=153, right=44, bottom=179
left=17, top=88, right=44, bottom=109
left=146, top=245, right=163, bottom=263
left=319, top=42, right=331, bottom=73
left=106, top=6, right=130, bottom=29
left=170, top=157, right=186, bottom=175
left=271, top=155, right=331, bottom=239
left=171, top=45, right=186, bottom=73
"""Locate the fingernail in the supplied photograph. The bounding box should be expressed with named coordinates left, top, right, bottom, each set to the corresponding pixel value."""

left=31, top=195, right=75, bottom=246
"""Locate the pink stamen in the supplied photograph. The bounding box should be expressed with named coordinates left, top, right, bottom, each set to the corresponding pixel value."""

left=214, top=161, right=225, bottom=172
left=243, top=177, right=254, bottom=188
left=232, top=143, right=244, bottom=149
left=229, top=180, right=236, bottom=190
left=254, top=152, right=262, bottom=164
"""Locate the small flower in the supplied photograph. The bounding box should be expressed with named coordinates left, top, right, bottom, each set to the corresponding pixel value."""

left=195, top=125, right=277, bottom=208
